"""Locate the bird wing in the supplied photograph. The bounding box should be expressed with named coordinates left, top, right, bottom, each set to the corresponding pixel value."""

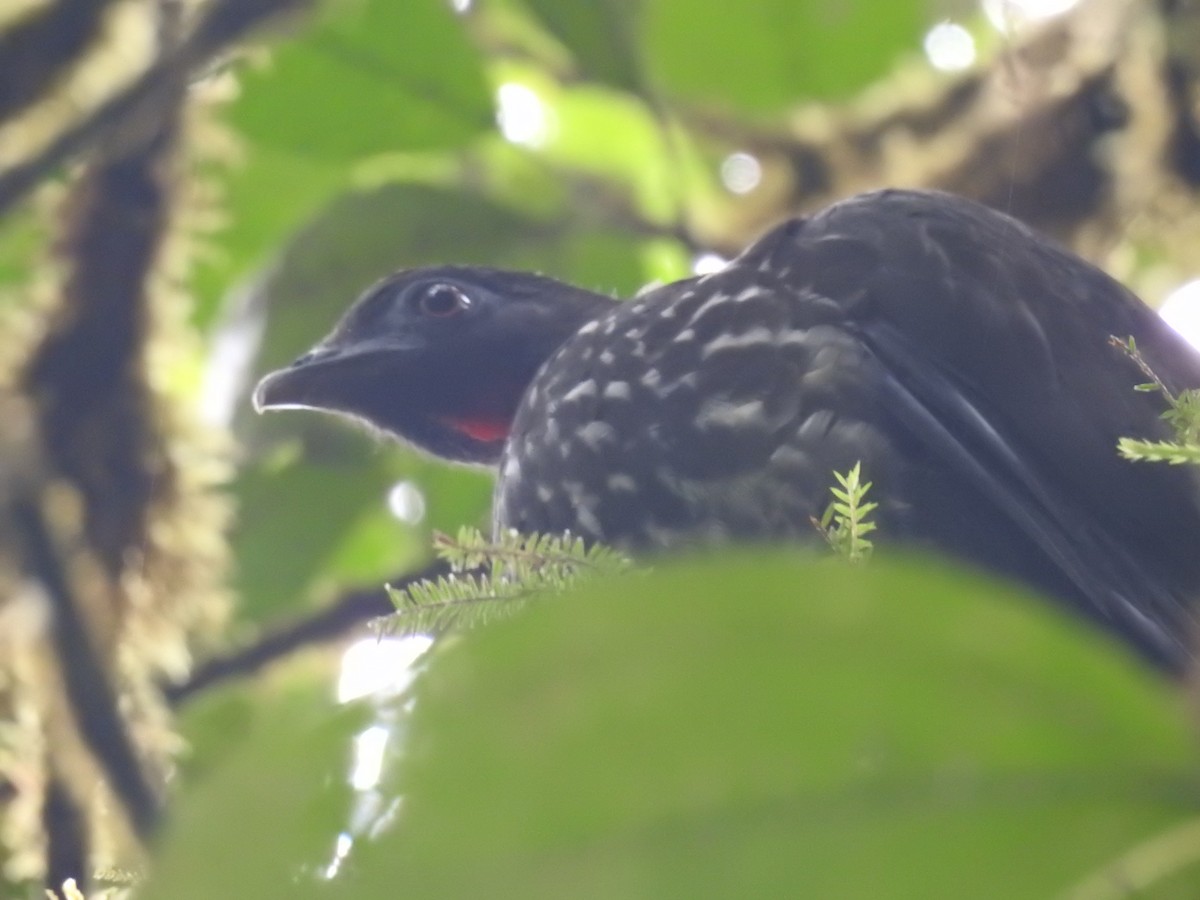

left=864, top=318, right=1193, bottom=668
left=752, top=189, right=1200, bottom=669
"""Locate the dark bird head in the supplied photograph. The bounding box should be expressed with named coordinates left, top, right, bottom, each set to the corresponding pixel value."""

left=253, top=266, right=617, bottom=465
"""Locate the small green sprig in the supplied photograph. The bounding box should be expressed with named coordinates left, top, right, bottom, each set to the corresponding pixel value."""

left=1110, top=336, right=1200, bottom=465
left=814, top=462, right=877, bottom=563
left=385, top=527, right=629, bottom=636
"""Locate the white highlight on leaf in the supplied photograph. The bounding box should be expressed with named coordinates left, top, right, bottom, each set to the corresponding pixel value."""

left=496, top=82, right=552, bottom=148
left=323, top=832, right=354, bottom=880
left=350, top=725, right=391, bottom=791
left=336, top=635, right=433, bottom=703
left=387, top=480, right=426, bottom=524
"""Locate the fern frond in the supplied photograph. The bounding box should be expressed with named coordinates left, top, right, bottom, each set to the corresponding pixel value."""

left=1117, top=438, right=1200, bottom=466
left=385, top=573, right=533, bottom=635
left=1110, top=335, right=1177, bottom=404
left=815, top=462, right=876, bottom=563
left=1112, top=336, right=1200, bottom=466
left=383, top=528, right=631, bottom=636
left=436, top=526, right=628, bottom=578
left=1161, top=389, right=1200, bottom=445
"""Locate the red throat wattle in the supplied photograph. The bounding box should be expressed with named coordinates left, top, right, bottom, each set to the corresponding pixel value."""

left=441, top=415, right=510, bottom=443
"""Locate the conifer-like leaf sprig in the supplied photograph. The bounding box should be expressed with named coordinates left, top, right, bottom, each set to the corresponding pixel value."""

left=1110, top=336, right=1200, bottom=465
left=815, top=462, right=877, bottom=563
left=384, top=527, right=630, bottom=636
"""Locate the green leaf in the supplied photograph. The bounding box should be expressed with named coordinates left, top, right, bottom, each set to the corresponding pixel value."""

left=232, top=436, right=419, bottom=623
left=1118, top=438, right=1200, bottom=466
left=522, top=0, right=645, bottom=93
left=146, top=686, right=366, bottom=900
left=230, top=0, right=493, bottom=160
left=0, top=206, right=44, bottom=300
left=642, top=0, right=926, bottom=113
left=538, top=82, right=691, bottom=222
left=192, top=146, right=344, bottom=328
left=361, top=552, right=1197, bottom=898
left=193, top=0, right=494, bottom=325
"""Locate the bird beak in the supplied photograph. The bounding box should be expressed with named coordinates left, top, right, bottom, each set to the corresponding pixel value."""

left=252, top=367, right=302, bottom=413
left=252, top=346, right=346, bottom=413
left=252, top=334, right=426, bottom=415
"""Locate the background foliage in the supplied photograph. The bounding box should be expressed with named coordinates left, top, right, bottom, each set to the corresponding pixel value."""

left=1, top=0, right=1199, bottom=896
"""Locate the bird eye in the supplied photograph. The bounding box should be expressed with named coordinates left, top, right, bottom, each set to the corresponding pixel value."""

left=417, top=283, right=471, bottom=318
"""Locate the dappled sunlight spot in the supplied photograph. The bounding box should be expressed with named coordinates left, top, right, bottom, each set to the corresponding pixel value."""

left=982, top=0, right=1081, bottom=30
left=350, top=725, right=392, bottom=791
left=720, top=152, right=762, bottom=195
left=322, top=832, right=354, bottom=880
left=336, top=635, right=433, bottom=703
left=327, top=636, right=432, bottom=878
left=692, top=252, right=729, bottom=275
left=448, top=0, right=472, bottom=13
left=496, top=82, right=552, bottom=148
left=924, top=22, right=976, bottom=72
left=201, top=293, right=266, bottom=427
left=387, top=480, right=426, bottom=524
left=1159, top=279, right=1200, bottom=351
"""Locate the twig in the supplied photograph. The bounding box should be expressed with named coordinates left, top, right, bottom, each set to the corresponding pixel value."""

left=0, top=0, right=313, bottom=217
left=0, top=0, right=118, bottom=125
left=163, top=559, right=450, bottom=707
left=13, top=500, right=161, bottom=841
left=42, top=771, right=88, bottom=893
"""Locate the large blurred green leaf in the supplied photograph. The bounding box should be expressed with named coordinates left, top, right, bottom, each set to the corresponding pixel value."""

left=0, top=207, right=43, bottom=301
left=537, top=82, right=688, bottom=223
left=147, top=554, right=1200, bottom=897
left=231, top=0, right=492, bottom=160
left=522, top=0, right=645, bottom=94
left=642, top=0, right=926, bottom=113
left=194, top=0, right=494, bottom=324
left=147, top=684, right=365, bottom=900
left=232, top=437, right=419, bottom=623
left=146, top=552, right=1200, bottom=897
left=192, top=147, right=345, bottom=327
left=364, top=553, right=1198, bottom=898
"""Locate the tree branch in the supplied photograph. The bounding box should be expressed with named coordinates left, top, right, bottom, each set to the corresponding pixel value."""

left=0, top=0, right=118, bottom=125
left=0, top=0, right=314, bottom=217
left=164, top=559, right=450, bottom=707
left=13, top=499, right=161, bottom=842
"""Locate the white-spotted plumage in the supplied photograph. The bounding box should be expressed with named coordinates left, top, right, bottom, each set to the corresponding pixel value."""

left=492, top=189, right=1200, bottom=673
left=602, top=381, right=631, bottom=400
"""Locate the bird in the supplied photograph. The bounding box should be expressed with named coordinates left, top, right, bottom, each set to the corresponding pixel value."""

left=253, top=189, right=1200, bottom=674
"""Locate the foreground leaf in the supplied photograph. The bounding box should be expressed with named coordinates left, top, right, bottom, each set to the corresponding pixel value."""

left=372, top=552, right=1197, bottom=898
